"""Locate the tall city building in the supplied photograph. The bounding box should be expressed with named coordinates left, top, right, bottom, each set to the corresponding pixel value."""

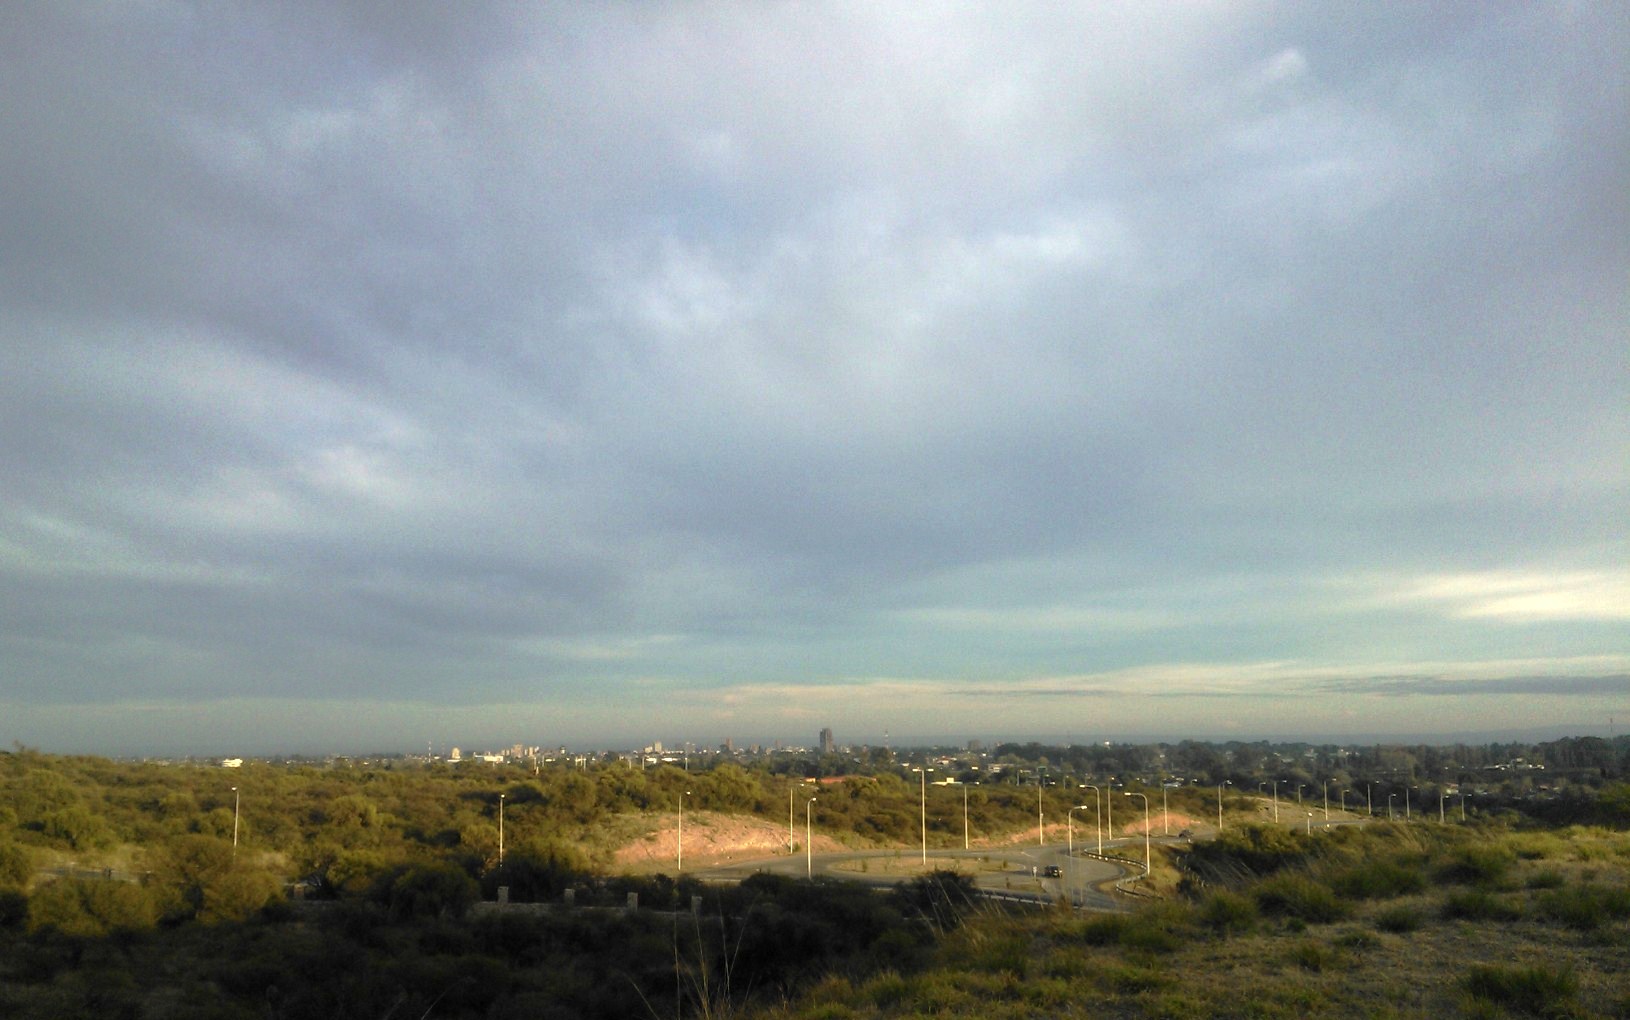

left=819, top=727, right=835, bottom=754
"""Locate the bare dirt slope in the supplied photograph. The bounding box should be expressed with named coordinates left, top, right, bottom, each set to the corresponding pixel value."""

left=612, top=811, right=848, bottom=871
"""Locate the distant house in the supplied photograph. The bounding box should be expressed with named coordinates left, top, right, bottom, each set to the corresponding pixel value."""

left=221, top=758, right=243, bottom=768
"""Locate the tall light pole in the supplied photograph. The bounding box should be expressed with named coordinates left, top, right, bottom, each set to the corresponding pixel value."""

left=1217, top=781, right=1230, bottom=831
left=1271, top=780, right=1279, bottom=823
left=1322, top=780, right=1331, bottom=821
left=1125, top=792, right=1151, bottom=876
left=962, top=783, right=969, bottom=851
left=1438, top=788, right=1445, bottom=824
left=498, top=793, right=506, bottom=866
left=1296, top=784, right=1304, bottom=806
left=1161, top=785, right=1170, bottom=836
left=1067, top=804, right=1090, bottom=907
left=1037, top=778, right=1045, bottom=846
left=805, top=797, right=817, bottom=879
left=1305, top=811, right=1313, bottom=835
left=912, top=767, right=933, bottom=865
left=1367, top=783, right=1373, bottom=817
left=1083, top=784, right=1102, bottom=854
left=677, top=790, right=690, bottom=872
left=231, top=786, right=240, bottom=858
left=1387, top=793, right=1396, bottom=821
left=789, top=782, right=798, bottom=855
left=1405, top=786, right=1412, bottom=821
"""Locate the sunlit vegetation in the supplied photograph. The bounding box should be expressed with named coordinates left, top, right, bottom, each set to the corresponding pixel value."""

left=3, top=745, right=1629, bottom=1018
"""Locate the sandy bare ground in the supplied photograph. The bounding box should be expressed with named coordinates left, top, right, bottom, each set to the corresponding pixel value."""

left=612, top=811, right=850, bottom=871
left=612, top=809, right=1225, bottom=872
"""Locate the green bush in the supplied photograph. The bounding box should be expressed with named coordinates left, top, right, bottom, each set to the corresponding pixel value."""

left=1535, top=884, right=1630, bottom=931
left=1333, top=928, right=1381, bottom=949
left=1463, top=963, right=1577, bottom=1016
left=0, top=841, right=33, bottom=887
left=1440, top=889, right=1522, bottom=922
left=1253, top=874, right=1349, bottom=923
left=378, top=861, right=480, bottom=921
left=26, top=877, right=160, bottom=937
left=1328, top=859, right=1425, bottom=900
left=0, top=888, right=27, bottom=928
left=1436, top=844, right=1515, bottom=887
left=1525, top=869, right=1565, bottom=890
left=1196, top=889, right=1258, bottom=934
left=1373, top=904, right=1423, bottom=933
left=1287, top=939, right=1337, bottom=971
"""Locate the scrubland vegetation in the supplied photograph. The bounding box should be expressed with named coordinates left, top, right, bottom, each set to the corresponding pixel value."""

left=751, top=821, right=1630, bottom=1020
left=3, top=743, right=1628, bottom=1018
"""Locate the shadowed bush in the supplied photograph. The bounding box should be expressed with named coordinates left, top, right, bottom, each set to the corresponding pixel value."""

left=1535, top=883, right=1630, bottom=930
left=1463, top=963, right=1578, bottom=1016
left=1328, top=859, right=1426, bottom=900
left=1374, top=904, right=1424, bottom=933
left=1436, top=844, right=1515, bottom=887
left=1252, top=874, right=1349, bottom=923
left=1440, top=889, right=1522, bottom=922
left=1196, top=889, right=1258, bottom=934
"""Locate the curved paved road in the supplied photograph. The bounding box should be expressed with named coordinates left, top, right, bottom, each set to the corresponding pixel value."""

left=692, top=840, right=1145, bottom=912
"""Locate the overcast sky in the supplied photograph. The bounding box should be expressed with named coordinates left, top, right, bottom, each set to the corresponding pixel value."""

left=2, top=2, right=1626, bottom=756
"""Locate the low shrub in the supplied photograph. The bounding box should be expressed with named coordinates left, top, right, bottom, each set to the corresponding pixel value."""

left=1525, top=869, right=1565, bottom=890
left=1196, top=889, right=1258, bottom=934
left=1253, top=874, right=1349, bottom=923
left=1373, top=904, right=1423, bottom=933
left=1333, top=928, right=1381, bottom=949
left=1287, top=939, right=1338, bottom=972
left=1328, top=859, right=1425, bottom=900
left=1535, top=884, right=1630, bottom=931
left=1436, top=844, right=1515, bottom=887
left=1073, top=913, right=1129, bottom=946
left=1462, top=962, right=1577, bottom=1016
left=1440, top=889, right=1522, bottom=922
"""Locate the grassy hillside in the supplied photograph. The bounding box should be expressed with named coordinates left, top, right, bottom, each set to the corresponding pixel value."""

left=748, top=823, right=1630, bottom=1020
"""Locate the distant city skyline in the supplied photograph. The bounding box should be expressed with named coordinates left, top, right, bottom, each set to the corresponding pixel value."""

left=2, top=5, right=1625, bottom=755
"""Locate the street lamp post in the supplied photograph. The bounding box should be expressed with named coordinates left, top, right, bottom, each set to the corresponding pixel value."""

left=498, top=793, right=506, bottom=866
left=1439, top=789, right=1445, bottom=824
left=912, top=767, right=933, bottom=865
left=806, top=798, right=817, bottom=879
left=1367, top=783, right=1373, bottom=817
left=1083, top=784, right=1102, bottom=854
left=1272, top=780, right=1279, bottom=823
left=1125, top=793, right=1151, bottom=876
left=1406, top=786, right=1412, bottom=821
left=231, top=787, right=240, bottom=858
left=1322, top=781, right=1330, bottom=821
left=1306, top=811, right=1313, bottom=835
left=1217, top=780, right=1230, bottom=831
left=1067, top=804, right=1090, bottom=907
left=1387, top=793, right=1396, bottom=821
left=1037, top=779, right=1045, bottom=846
left=1161, top=785, right=1170, bottom=836
left=962, top=783, right=970, bottom=851
left=677, top=791, right=690, bottom=872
